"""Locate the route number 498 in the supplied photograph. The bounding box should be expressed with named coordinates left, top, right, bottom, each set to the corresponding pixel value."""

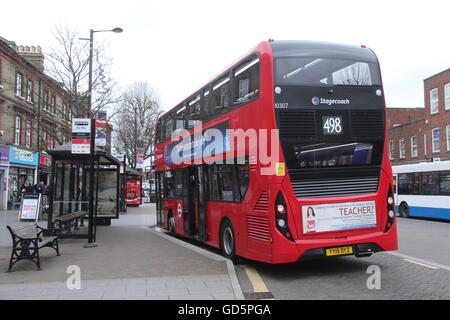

left=323, top=116, right=343, bottom=135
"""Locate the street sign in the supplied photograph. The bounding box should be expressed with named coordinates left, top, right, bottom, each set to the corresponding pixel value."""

left=136, top=149, right=144, bottom=168
left=72, top=118, right=92, bottom=154
left=95, top=110, right=107, bottom=148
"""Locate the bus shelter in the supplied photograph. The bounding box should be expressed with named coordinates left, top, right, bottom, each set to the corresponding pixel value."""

left=123, top=167, right=143, bottom=207
left=46, top=143, right=121, bottom=240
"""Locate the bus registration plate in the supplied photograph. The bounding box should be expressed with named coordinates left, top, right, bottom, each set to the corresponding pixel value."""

left=325, top=246, right=353, bottom=256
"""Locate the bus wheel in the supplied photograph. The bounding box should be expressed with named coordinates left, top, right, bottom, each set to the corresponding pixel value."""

left=220, top=220, right=239, bottom=264
left=168, top=212, right=175, bottom=234
left=399, top=202, right=409, bottom=218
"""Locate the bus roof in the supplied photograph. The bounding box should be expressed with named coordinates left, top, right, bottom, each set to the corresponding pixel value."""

left=269, top=40, right=378, bottom=63
left=393, top=161, right=450, bottom=174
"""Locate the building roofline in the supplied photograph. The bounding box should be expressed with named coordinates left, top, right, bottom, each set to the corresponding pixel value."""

left=0, top=36, right=66, bottom=94
left=423, top=67, right=450, bottom=81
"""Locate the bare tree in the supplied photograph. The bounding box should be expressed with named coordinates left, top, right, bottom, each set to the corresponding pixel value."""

left=112, top=82, right=163, bottom=168
left=44, top=25, right=119, bottom=117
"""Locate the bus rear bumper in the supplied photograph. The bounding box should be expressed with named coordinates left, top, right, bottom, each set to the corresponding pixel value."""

left=270, top=224, right=398, bottom=264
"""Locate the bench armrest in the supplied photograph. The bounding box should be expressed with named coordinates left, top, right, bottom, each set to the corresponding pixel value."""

left=36, top=224, right=60, bottom=237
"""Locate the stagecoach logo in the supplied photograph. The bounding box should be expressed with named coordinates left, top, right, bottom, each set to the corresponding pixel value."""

left=312, top=96, right=351, bottom=106
left=312, top=97, right=320, bottom=105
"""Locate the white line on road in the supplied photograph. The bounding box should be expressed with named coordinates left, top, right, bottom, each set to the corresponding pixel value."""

left=385, top=251, right=450, bottom=271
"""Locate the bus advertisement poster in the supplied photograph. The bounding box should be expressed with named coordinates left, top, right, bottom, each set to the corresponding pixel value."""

left=165, top=121, right=229, bottom=165
left=302, top=200, right=377, bottom=233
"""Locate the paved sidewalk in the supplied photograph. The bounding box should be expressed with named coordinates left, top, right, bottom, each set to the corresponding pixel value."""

left=0, top=204, right=243, bottom=300
left=0, top=275, right=236, bottom=300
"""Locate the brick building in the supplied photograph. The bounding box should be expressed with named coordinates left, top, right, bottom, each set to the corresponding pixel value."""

left=388, top=68, right=450, bottom=165
left=0, top=36, right=75, bottom=210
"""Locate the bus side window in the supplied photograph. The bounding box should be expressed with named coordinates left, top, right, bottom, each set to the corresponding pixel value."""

left=211, top=75, right=230, bottom=117
left=165, top=117, right=174, bottom=141
left=175, top=104, right=186, bottom=134
left=155, top=119, right=162, bottom=144
left=164, top=171, right=175, bottom=198
left=440, top=171, right=450, bottom=195
left=233, top=57, right=260, bottom=105
left=187, top=94, right=202, bottom=129
left=202, top=87, right=210, bottom=122
left=174, top=168, right=185, bottom=198
left=237, top=164, right=249, bottom=200
left=421, top=172, right=439, bottom=195
left=398, top=173, right=412, bottom=195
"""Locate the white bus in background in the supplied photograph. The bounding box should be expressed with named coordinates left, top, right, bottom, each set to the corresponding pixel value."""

left=393, top=161, right=450, bottom=220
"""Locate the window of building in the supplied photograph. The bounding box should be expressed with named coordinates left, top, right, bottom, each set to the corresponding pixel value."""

left=25, top=120, right=32, bottom=147
left=51, top=95, right=56, bottom=114
left=445, top=83, right=450, bottom=110
left=447, top=125, right=450, bottom=151
left=62, top=103, right=67, bottom=120
left=16, top=73, right=23, bottom=96
left=389, top=140, right=394, bottom=160
left=26, top=80, right=33, bottom=103
left=399, top=138, right=405, bottom=159
left=411, top=136, right=418, bottom=158
left=232, top=57, right=260, bottom=105
left=430, top=88, right=438, bottom=114
left=432, top=128, right=440, bottom=153
left=14, top=116, right=21, bottom=145
left=43, top=90, right=49, bottom=111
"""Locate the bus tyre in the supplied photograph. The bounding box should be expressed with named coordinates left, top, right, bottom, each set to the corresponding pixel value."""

left=399, top=202, right=409, bottom=218
left=168, top=212, right=175, bottom=234
left=220, top=220, right=240, bottom=264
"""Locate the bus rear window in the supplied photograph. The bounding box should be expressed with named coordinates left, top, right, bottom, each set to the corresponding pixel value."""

left=275, top=57, right=381, bottom=86
left=293, top=142, right=378, bottom=168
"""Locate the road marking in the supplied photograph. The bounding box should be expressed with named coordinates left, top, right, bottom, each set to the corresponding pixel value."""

left=385, top=251, right=450, bottom=271
left=243, top=265, right=272, bottom=296
left=402, top=259, right=440, bottom=270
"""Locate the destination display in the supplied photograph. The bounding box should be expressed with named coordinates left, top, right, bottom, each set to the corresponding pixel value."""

left=302, top=200, right=377, bottom=233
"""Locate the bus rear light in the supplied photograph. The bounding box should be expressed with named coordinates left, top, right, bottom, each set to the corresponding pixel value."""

left=385, top=186, right=396, bottom=233
left=276, top=204, right=286, bottom=214
left=275, top=192, right=294, bottom=242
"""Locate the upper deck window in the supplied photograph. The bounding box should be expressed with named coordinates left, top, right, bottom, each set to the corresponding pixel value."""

left=233, top=57, right=260, bottom=104
left=275, top=57, right=381, bottom=87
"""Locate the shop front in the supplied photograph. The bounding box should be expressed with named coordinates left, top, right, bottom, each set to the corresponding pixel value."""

left=8, top=146, right=38, bottom=210
left=39, top=154, right=52, bottom=185
left=0, top=145, right=9, bottom=211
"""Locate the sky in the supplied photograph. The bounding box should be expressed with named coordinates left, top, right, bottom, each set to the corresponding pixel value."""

left=1, top=0, right=449, bottom=111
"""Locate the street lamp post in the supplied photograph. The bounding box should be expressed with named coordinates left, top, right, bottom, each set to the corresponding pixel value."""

left=81, top=27, right=122, bottom=248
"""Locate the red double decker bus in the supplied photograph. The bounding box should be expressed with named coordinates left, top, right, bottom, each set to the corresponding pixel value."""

left=154, top=40, right=398, bottom=263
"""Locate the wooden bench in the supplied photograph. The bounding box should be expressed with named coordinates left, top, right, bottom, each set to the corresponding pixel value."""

left=7, top=224, right=60, bottom=271
left=54, top=211, right=87, bottom=232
